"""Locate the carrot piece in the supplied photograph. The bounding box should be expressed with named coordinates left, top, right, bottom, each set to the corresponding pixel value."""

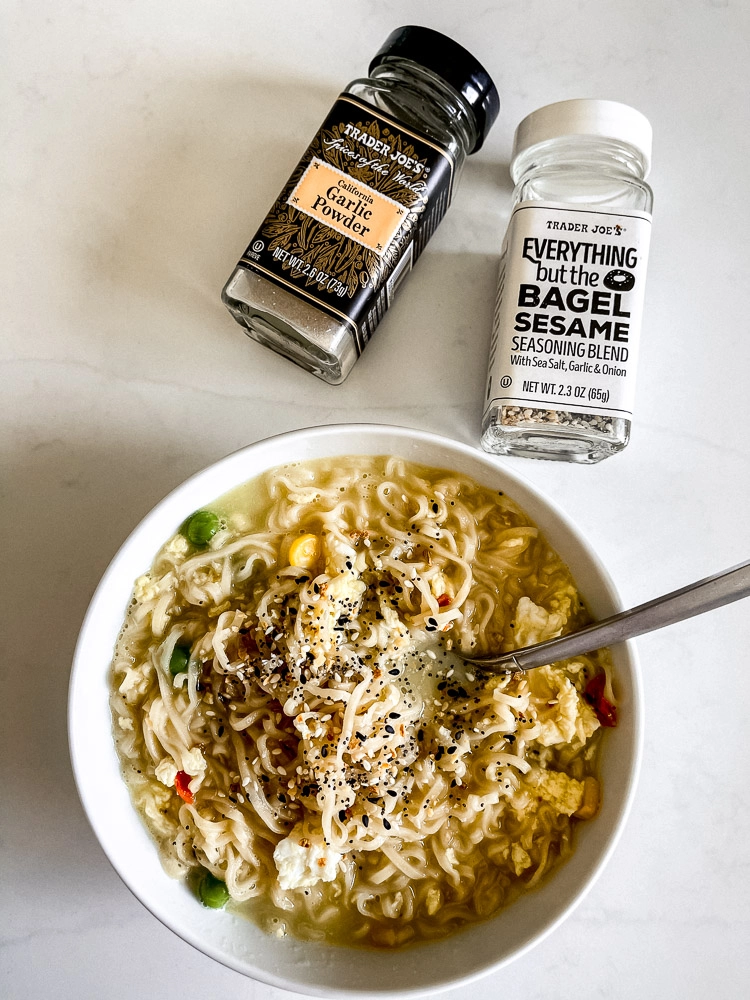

left=175, top=770, right=194, bottom=804
left=584, top=673, right=617, bottom=727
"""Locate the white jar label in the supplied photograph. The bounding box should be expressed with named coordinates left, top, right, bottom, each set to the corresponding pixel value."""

left=484, top=201, right=652, bottom=423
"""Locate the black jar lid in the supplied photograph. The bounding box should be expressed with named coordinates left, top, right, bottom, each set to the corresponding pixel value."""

left=369, top=25, right=500, bottom=152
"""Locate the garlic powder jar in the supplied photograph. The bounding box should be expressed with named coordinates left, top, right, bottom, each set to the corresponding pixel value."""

left=223, top=26, right=499, bottom=384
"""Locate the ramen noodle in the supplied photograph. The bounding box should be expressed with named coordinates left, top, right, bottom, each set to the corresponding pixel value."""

left=110, top=456, right=616, bottom=947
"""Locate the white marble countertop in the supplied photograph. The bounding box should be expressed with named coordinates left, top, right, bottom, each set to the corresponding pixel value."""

left=4, top=1, right=749, bottom=997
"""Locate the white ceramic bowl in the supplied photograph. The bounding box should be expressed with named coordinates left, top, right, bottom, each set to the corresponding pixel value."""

left=69, top=423, right=642, bottom=997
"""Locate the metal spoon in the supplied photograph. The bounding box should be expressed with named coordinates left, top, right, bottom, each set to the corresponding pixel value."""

left=460, top=558, right=750, bottom=673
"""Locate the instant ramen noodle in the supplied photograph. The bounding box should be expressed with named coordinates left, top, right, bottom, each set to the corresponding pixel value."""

left=110, top=457, right=616, bottom=947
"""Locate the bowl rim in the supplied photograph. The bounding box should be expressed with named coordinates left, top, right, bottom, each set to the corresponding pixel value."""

left=68, top=422, right=643, bottom=997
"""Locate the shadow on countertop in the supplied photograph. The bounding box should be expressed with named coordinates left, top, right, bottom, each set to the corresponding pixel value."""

left=0, top=432, right=204, bottom=912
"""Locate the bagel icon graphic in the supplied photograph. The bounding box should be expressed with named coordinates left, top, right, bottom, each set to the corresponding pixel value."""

left=603, top=269, right=635, bottom=292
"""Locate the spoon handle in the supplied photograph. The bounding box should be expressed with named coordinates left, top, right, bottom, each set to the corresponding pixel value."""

left=471, top=557, right=750, bottom=673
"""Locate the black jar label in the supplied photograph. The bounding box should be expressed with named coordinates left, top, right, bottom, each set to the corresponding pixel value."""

left=236, top=95, right=455, bottom=354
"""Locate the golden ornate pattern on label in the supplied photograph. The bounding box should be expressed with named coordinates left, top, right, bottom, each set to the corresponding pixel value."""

left=289, top=158, right=406, bottom=256
left=237, top=95, right=455, bottom=352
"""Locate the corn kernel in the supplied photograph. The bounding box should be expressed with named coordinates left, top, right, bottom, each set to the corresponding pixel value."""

left=574, top=776, right=600, bottom=820
left=288, top=533, right=320, bottom=569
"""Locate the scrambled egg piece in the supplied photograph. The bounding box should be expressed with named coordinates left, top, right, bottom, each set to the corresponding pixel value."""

left=530, top=665, right=600, bottom=747
left=180, top=747, right=206, bottom=776
left=377, top=601, right=411, bottom=652
left=532, top=769, right=585, bottom=816
left=141, top=781, right=174, bottom=836
left=165, top=535, right=190, bottom=558
left=429, top=571, right=453, bottom=600
left=273, top=825, right=342, bottom=890
left=133, top=573, right=161, bottom=604
left=547, top=582, right=580, bottom=621
left=155, top=759, right=178, bottom=787
left=118, top=664, right=152, bottom=702
left=512, top=597, right=567, bottom=647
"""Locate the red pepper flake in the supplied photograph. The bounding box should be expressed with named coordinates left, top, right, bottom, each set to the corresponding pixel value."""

left=437, top=594, right=451, bottom=608
left=584, top=673, right=617, bottom=727
left=174, top=770, right=194, bottom=804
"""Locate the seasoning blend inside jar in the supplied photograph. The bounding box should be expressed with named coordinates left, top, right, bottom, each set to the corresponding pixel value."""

left=481, top=100, right=653, bottom=462
left=222, top=26, right=499, bottom=384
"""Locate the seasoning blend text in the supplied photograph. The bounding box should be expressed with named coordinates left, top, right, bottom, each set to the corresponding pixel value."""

left=481, top=99, right=654, bottom=463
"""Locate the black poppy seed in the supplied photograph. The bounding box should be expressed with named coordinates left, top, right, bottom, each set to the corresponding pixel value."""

left=388, top=712, right=400, bottom=719
left=384, top=724, right=395, bottom=734
left=389, top=668, right=400, bottom=676
left=362, top=815, right=369, bottom=827
left=387, top=789, right=397, bottom=797
left=383, top=819, right=391, bottom=830
left=321, top=746, right=328, bottom=757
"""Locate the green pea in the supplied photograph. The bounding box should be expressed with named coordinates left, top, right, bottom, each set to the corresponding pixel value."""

left=183, top=510, right=220, bottom=547
left=169, top=645, right=190, bottom=676
left=198, top=870, right=229, bottom=909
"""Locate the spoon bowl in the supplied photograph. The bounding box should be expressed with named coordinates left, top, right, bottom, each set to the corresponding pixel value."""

left=461, top=558, right=750, bottom=672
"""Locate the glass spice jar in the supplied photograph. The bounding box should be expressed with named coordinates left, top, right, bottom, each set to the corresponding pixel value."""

left=222, top=25, right=499, bottom=384
left=481, top=99, right=654, bottom=462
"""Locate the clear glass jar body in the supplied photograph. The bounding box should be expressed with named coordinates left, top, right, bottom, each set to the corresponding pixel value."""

left=222, top=59, right=477, bottom=385
left=481, top=137, right=653, bottom=462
